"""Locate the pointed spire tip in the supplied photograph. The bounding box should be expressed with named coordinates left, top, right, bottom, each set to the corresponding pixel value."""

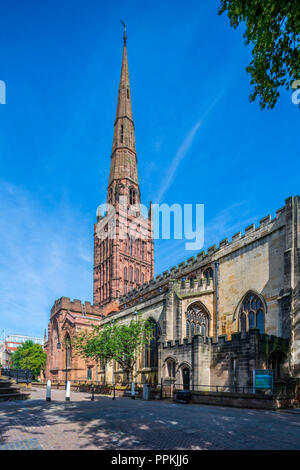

left=120, top=19, right=127, bottom=44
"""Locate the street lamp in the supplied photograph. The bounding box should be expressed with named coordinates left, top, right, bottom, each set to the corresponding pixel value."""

left=57, top=340, right=68, bottom=391
left=65, top=344, right=68, bottom=390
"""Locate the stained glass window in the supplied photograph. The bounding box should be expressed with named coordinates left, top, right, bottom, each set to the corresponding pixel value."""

left=239, top=292, right=265, bottom=333
left=185, top=302, right=210, bottom=338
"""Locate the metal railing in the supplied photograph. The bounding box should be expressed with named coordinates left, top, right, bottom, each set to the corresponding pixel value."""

left=175, top=384, right=254, bottom=394
left=160, top=383, right=255, bottom=396
left=1, top=368, right=33, bottom=383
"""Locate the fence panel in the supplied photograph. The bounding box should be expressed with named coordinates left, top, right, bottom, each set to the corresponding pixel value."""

left=1, top=368, right=33, bottom=383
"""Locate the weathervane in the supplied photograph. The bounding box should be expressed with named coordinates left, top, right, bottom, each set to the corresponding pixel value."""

left=120, top=19, right=127, bottom=43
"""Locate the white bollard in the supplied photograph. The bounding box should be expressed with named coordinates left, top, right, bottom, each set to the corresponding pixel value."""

left=46, top=380, right=51, bottom=402
left=131, top=381, right=135, bottom=400
left=65, top=380, right=71, bottom=401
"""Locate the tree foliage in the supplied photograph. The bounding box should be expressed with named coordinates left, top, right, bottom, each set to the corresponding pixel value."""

left=219, top=0, right=300, bottom=108
left=73, top=315, right=154, bottom=380
left=10, top=341, right=46, bottom=379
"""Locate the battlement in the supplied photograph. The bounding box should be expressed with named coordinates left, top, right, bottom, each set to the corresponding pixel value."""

left=162, top=329, right=289, bottom=350
left=51, top=297, right=103, bottom=318
left=174, top=277, right=213, bottom=296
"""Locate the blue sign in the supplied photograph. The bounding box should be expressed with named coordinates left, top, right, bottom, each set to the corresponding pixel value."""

left=253, top=369, right=273, bottom=393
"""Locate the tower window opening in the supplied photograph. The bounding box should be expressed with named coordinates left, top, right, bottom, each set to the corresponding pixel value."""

left=127, top=88, right=129, bottom=99
left=130, top=238, right=133, bottom=256
left=120, top=124, right=124, bottom=144
left=129, top=188, right=136, bottom=205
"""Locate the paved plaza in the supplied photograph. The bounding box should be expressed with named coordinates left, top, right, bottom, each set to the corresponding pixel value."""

left=0, top=387, right=300, bottom=450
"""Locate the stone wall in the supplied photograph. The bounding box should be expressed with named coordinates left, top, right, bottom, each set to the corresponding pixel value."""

left=161, top=330, right=289, bottom=390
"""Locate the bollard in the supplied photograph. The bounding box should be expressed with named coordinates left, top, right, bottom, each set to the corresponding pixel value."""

left=46, top=380, right=51, bottom=402
left=91, top=388, right=95, bottom=401
left=112, top=384, right=116, bottom=400
left=131, top=381, right=135, bottom=400
left=65, top=380, right=71, bottom=401
left=143, top=383, right=150, bottom=401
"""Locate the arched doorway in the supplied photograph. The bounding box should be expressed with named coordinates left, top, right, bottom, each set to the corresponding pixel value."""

left=182, top=367, right=190, bottom=390
left=268, top=351, right=286, bottom=379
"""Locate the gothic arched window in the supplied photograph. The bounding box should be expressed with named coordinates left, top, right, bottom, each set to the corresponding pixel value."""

left=203, top=267, right=213, bottom=282
left=144, top=320, right=159, bottom=369
left=186, top=302, right=210, bottom=339
left=239, top=292, right=265, bottom=333
left=166, top=359, right=176, bottom=378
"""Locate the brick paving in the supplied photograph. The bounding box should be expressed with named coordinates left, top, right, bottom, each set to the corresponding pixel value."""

left=0, top=387, right=299, bottom=450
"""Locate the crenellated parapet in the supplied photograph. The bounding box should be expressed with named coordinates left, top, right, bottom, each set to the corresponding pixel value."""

left=173, top=277, right=214, bottom=297
left=51, top=297, right=103, bottom=318
left=161, top=329, right=289, bottom=351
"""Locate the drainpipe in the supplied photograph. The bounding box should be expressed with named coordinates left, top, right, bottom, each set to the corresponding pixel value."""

left=214, top=261, right=219, bottom=342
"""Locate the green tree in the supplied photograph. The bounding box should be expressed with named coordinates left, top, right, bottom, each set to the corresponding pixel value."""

left=74, top=315, right=154, bottom=382
left=218, top=0, right=300, bottom=108
left=11, top=340, right=34, bottom=369
left=11, top=341, right=46, bottom=379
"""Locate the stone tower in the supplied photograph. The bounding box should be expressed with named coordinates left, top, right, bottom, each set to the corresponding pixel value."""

left=93, top=27, right=154, bottom=310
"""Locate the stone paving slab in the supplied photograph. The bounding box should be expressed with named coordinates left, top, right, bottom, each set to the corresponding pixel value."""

left=0, top=438, right=43, bottom=450
left=0, top=388, right=299, bottom=450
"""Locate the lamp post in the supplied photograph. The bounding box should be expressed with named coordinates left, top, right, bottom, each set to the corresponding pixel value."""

left=57, top=341, right=61, bottom=382
left=65, top=344, right=68, bottom=390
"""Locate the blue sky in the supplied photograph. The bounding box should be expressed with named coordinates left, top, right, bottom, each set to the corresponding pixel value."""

left=0, top=1, right=299, bottom=338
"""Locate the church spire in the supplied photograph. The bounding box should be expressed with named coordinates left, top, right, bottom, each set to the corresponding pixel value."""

left=108, top=23, right=138, bottom=192
left=93, top=27, right=154, bottom=308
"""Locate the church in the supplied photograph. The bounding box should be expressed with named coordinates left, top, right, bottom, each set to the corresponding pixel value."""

left=44, top=29, right=300, bottom=397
